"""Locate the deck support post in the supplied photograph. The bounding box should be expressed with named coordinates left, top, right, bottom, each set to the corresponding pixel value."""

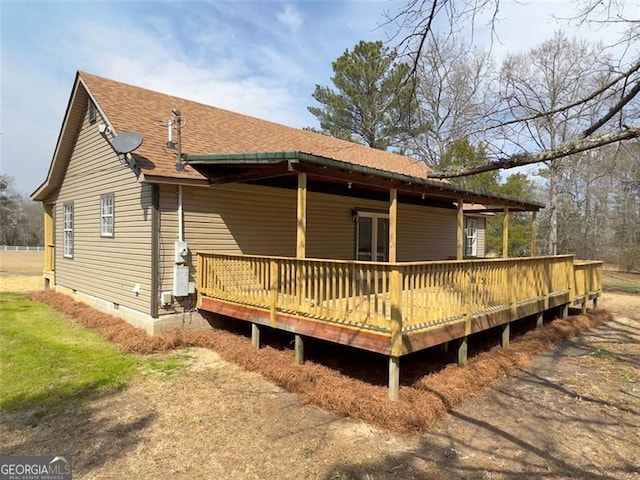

left=530, top=211, right=537, bottom=257
left=251, top=323, right=261, bottom=349
left=294, top=334, right=304, bottom=365
left=388, top=356, right=400, bottom=401
left=458, top=336, right=468, bottom=367
left=593, top=297, right=598, bottom=309
left=581, top=300, right=587, bottom=315
left=536, top=312, right=544, bottom=329
left=562, top=303, right=569, bottom=317
left=501, top=322, right=510, bottom=349
left=457, top=198, right=464, bottom=260
left=502, top=207, right=509, bottom=258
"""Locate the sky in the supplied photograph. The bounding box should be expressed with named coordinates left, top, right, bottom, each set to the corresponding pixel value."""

left=1, top=0, right=636, bottom=195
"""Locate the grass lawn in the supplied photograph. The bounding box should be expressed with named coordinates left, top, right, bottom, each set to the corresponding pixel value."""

left=602, top=270, right=640, bottom=294
left=0, top=292, right=139, bottom=414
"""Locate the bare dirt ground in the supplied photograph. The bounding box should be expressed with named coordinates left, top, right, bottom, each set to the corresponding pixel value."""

left=1, top=292, right=638, bottom=479
left=0, top=251, right=43, bottom=292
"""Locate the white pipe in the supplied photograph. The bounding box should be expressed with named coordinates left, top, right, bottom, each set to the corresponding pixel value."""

left=178, top=184, right=184, bottom=242
left=168, top=120, right=173, bottom=143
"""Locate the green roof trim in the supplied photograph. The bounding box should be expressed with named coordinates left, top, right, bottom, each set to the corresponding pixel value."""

left=185, top=150, right=545, bottom=211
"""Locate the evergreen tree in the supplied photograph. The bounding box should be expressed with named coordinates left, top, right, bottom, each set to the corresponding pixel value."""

left=308, top=40, right=424, bottom=150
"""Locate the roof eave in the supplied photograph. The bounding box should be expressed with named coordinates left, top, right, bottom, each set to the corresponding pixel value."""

left=186, top=150, right=545, bottom=211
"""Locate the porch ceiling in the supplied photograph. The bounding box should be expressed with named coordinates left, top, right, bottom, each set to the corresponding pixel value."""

left=187, top=151, right=544, bottom=212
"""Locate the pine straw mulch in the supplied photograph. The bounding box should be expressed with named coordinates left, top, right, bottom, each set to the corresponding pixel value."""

left=28, top=291, right=612, bottom=433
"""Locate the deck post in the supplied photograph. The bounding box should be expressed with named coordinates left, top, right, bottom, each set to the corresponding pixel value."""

left=457, top=198, right=464, bottom=260
left=296, top=172, right=307, bottom=259
left=251, top=323, right=261, bottom=349
left=296, top=172, right=307, bottom=306
left=458, top=336, right=468, bottom=367
left=562, top=303, right=569, bottom=317
left=269, top=260, right=278, bottom=326
left=593, top=297, right=598, bottom=309
left=389, top=356, right=400, bottom=401
left=530, top=211, right=537, bottom=256
left=389, top=268, right=403, bottom=357
left=294, top=334, right=304, bottom=365
left=295, top=172, right=307, bottom=363
left=502, top=207, right=509, bottom=258
left=536, top=312, right=544, bottom=328
left=389, top=188, right=398, bottom=262
left=502, top=322, right=510, bottom=349
left=43, top=204, right=55, bottom=290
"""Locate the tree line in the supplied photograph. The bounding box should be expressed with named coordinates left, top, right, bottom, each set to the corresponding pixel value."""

left=0, top=174, right=43, bottom=246
left=308, top=2, right=639, bottom=271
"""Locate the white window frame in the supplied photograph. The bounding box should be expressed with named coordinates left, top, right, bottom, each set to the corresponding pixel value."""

left=100, top=193, right=115, bottom=237
left=465, top=217, right=478, bottom=257
left=63, top=202, right=74, bottom=258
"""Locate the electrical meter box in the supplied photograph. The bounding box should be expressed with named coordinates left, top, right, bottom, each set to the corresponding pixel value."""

left=175, top=241, right=188, bottom=263
left=172, top=265, right=190, bottom=296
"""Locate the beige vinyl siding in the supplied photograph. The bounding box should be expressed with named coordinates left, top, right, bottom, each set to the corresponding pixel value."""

left=53, top=103, right=153, bottom=314
left=158, top=183, right=459, bottom=305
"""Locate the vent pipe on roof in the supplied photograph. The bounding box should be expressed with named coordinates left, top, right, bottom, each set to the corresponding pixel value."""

left=172, top=109, right=185, bottom=172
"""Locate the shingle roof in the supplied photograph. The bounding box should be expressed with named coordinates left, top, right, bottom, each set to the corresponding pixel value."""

left=80, top=71, right=431, bottom=183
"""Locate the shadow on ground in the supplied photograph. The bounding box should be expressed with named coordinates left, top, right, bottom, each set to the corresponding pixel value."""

left=0, top=384, right=156, bottom=474
left=322, top=314, right=640, bottom=479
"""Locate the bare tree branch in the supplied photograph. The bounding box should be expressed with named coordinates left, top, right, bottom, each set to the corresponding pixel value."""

left=582, top=79, right=640, bottom=137
left=427, top=125, right=640, bottom=178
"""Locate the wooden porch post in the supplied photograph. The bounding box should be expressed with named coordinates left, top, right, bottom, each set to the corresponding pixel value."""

left=389, top=188, right=401, bottom=400
left=296, top=173, right=307, bottom=259
left=389, top=188, right=397, bottom=263
left=44, top=204, right=54, bottom=271
left=530, top=211, right=537, bottom=257
left=502, top=207, right=509, bottom=258
left=294, top=172, right=307, bottom=364
left=457, top=198, right=464, bottom=260
left=43, top=204, right=54, bottom=290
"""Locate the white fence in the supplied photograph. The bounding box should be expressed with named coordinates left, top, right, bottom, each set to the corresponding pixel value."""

left=0, top=245, right=44, bottom=251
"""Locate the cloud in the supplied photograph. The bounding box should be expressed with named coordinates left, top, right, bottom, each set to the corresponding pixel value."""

left=1, top=3, right=319, bottom=194
left=276, top=4, right=303, bottom=32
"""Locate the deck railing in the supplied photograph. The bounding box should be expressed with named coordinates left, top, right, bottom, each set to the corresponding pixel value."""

left=573, top=260, right=603, bottom=302
left=197, top=253, right=591, bottom=343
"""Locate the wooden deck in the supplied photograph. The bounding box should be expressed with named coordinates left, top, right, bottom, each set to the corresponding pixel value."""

left=196, top=253, right=603, bottom=356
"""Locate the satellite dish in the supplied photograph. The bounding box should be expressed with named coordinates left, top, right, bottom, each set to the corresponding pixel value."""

left=111, top=131, right=144, bottom=154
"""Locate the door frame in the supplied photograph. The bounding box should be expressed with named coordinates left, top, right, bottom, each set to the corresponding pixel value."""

left=355, top=211, right=389, bottom=262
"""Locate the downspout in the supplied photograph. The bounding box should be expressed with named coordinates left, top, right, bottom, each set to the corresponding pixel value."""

left=174, top=108, right=185, bottom=243
left=178, top=184, right=184, bottom=243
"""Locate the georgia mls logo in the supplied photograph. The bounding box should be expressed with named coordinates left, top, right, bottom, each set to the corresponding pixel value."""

left=0, top=455, right=73, bottom=480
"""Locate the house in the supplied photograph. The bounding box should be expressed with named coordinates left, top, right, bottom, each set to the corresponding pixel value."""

left=32, top=72, right=602, bottom=399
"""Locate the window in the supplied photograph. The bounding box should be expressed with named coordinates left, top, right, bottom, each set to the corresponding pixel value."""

left=101, top=194, right=114, bottom=237
left=465, top=217, right=478, bottom=257
left=63, top=203, right=74, bottom=258
left=88, top=99, right=97, bottom=124
left=355, top=211, right=389, bottom=262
